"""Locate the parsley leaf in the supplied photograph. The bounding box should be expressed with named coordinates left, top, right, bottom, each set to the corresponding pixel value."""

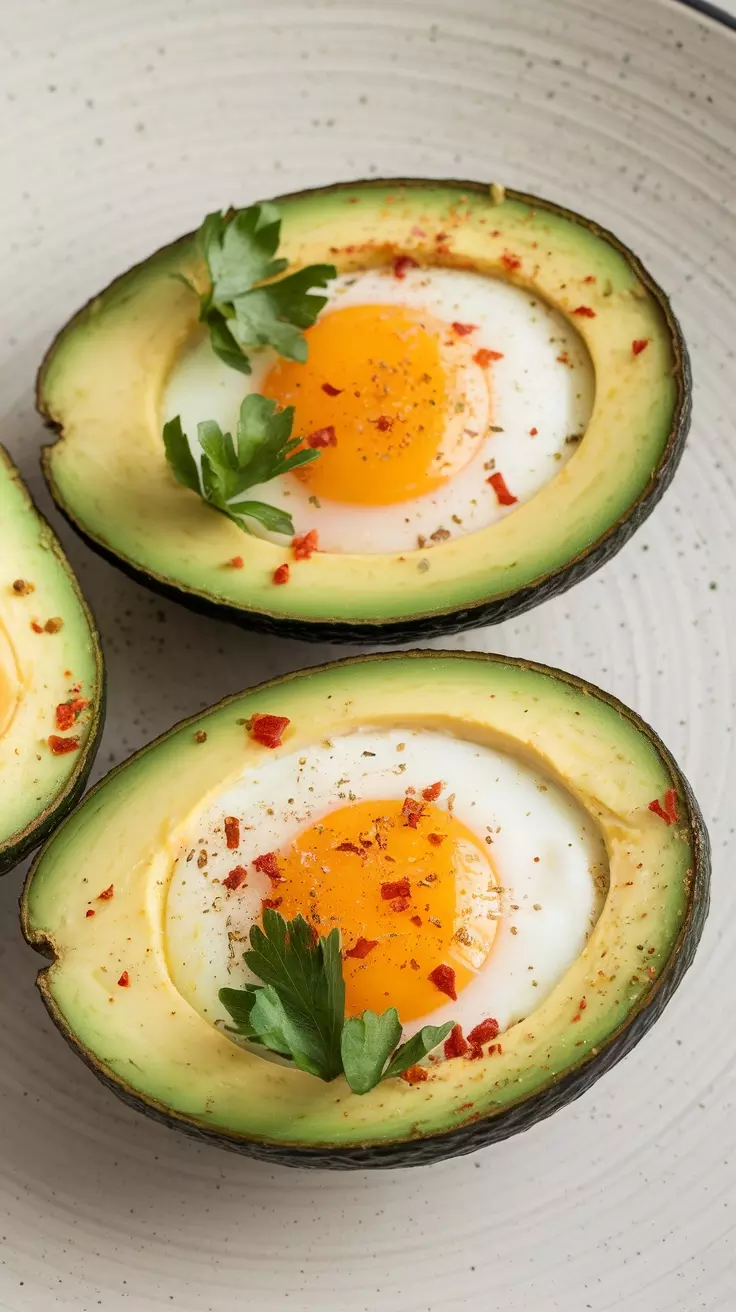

left=218, top=913, right=456, bottom=1093
left=189, top=203, right=336, bottom=373
left=163, top=394, right=319, bottom=536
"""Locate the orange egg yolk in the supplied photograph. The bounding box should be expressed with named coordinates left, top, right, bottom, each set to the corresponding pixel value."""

left=262, top=303, right=483, bottom=506
left=273, top=798, right=497, bottom=1021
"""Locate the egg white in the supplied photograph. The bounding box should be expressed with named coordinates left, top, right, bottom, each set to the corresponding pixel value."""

left=164, top=267, right=594, bottom=554
left=165, top=728, right=608, bottom=1043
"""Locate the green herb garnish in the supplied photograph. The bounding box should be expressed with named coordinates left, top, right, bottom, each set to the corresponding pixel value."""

left=180, top=203, right=336, bottom=374
left=163, top=393, right=319, bottom=536
left=219, top=909, right=454, bottom=1093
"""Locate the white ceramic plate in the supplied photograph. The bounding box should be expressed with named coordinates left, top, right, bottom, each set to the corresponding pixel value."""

left=1, top=0, right=734, bottom=1307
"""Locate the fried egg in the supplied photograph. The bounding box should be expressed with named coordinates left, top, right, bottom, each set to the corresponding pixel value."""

left=165, top=728, right=608, bottom=1044
left=164, top=267, right=594, bottom=554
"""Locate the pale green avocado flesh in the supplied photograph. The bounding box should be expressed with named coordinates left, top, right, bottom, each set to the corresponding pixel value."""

left=0, top=448, right=103, bottom=873
left=23, top=653, right=699, bottom=1150
left=38, top=180, right=686, bottom=630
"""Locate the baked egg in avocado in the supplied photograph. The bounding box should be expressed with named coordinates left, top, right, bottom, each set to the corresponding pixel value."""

left=0, top=447, right=104, bottom=875
left=21, top=651, right=708, bottom=1167
left=37, top=179, right=690, bottom=643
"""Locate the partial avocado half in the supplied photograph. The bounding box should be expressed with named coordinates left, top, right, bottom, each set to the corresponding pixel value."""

left=37, top=179, right=691, bottom=644
left=21, top=651, right=708, bottom=1168
left=0, top=448, right=104, bottom=875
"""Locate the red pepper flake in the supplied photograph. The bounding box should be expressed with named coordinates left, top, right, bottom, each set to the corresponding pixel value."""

left=529, top=427, right=538, bottom=436
left=247, top=713, right=290, bottom=748
left=44, top=617, right=63, bottom=633
left=223, top=865, right=247, bottom=891
left=292, top=528, right=319, bottom=560
left=487, top=472, right=518, bottom=506
left=390, top=895, right=411, bottom=913
left=443, top=1023, right=468, bottom=1058
left=228, top=556, right=244, bottom=569
left=306, top=426, right=337, bottom=449
left=97, top=885, right=114, bottom=901
left=224, top=816, right=240, bottom=850
left=253, top=851, right=283, bottom=884
left=451, top=321, right=478, bottom=337
left=48, top=734, right=80, bottom=755
left=583, top=274, right=596, bottom=284
left=344, top=937, right=378, bottom=960
left=429, top=963, right=457, bottom=1001
left=410, top=915, right=423, bottom=927
left=400, top=1065, right=428, bottom=1084
left=557, top=350, right=571, bottom=366
left=500, top=252, right=521, bottom=272
left=373, top=415, right=393, bottom=432
left=381, top=877, right=411, bottom=901
left=579, top=998, right=587, bottom=1011
left=30, top=620, right=44, bottom=633
left=262, top=896, right=283, bottom=911
left=117, top=972, right=130, bottom=988
left=435, top=231, right=449, bottom=244
left=427, top=832, right=445, bottom=847
left=85, top=909, right=95, bottom=918
left=648, top=788, right=679, bottom=825
left=321, top=382, right=343, bottom=396
left=422, top=780, right=442, bottom=802
left=402, top=796, right=425, bottom=828
left=393, top=254, right=419, bottom=279
left=55, top=697, right=89, bottom=731
left=572, top=305, right=596, bottom=318
left=473, top=347, right=504, bottom=367
left=632, top=338, right=650, bottom=356
left=272, top=563, right=290, bottom=585
left=467, top=1018, right=500, bottom=1046
left=335, top=841, right=363, bottom=855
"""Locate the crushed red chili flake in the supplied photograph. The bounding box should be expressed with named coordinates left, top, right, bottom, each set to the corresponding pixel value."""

left=583, top=274, right=596, bottom=284
left=572, top=305, right=596, bottom=318
left=292, top=528, right=319, bottom=560
left=402, top=796, right=424, bottom=828
left=648, top=788, right=679, bottom=824
left=529, top=426, right=538, bottom=436
left=500, top=252, right=521, bottom=272
left=12, top=579, right=34, bottom=595
left=44, top=617, right=63, bottom=633
left=307, top=425, right=337, bottom=448
left=429, top=963, right=457, bottom=1001
left=344, top=937, right=378, bottom=960
left=335, top=841, right=363, bottom=855
left=223, top=866, right=247, bottom=891
left=427, top=832, right=445, bottom=846
left=228, top=556, right=244, bottom=568
left=467, top=1018, right=500, bottom=1046
left=390, top=895, right=411, bottom=913
left=247, top=713, right=290, bottom=748
left=321, top=382, right=343, bottom=396
left=85, top=909, right=95, bottom=918
left=117, top=972, right=130, bottom=988
left=30, top=620, right=44, bottom=633
left=194, top=729, right=207, bottom=743
left=632, top=338, right=650, bottom=356
left=411, top=915, right=423, bottom=927
left=422, top=780, right=442, bottom=802
left=253, top=851, right=283, bottom=884
left=487, top=471, right=518, bottom=506
left=97, top=885, right=114, bottom=901
left=272, top=563, right=290, bottom=585
left=443, top=1023, right=468, bottom=1058
left=451, top=321, right=478, bottom=337
left=401, top=1065, right=428, bottom=1084
left=473, top=347, right=504, bottom=367
left=393, top=254, right=419, bottom=279
left=373, top=415, right=393, bottom=432
left=55, top=697, right=89, bottom=731
left=381, top=877, right=411, bottom=901
left=48, top=734, right=79, bottom=755
left=262, top=896, right=283, bottom=911
left=224, top=816, right=240, bottom=850
left=579, top=998, right=587, bottom=1011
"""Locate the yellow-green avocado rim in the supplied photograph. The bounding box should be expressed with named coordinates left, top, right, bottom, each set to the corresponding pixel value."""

left=20, top=650, right=709, bottom=1169
left=35, top=178, right=692, bottom=645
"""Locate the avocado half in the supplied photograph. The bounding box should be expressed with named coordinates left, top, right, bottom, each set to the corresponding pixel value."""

left=0, top=448, right=104, bottom=875
left=21, top=651, right=708, bottom=1167
left=37, top=179, right=691, bottom=645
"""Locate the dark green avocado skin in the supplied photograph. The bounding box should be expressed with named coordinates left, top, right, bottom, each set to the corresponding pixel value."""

left=38, top=178, right=693, bottom=646
left=28, top=654, right=709, bottom=1168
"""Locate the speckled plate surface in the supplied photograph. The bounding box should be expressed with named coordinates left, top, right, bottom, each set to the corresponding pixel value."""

left=1, top=0, right=734, bottom=1307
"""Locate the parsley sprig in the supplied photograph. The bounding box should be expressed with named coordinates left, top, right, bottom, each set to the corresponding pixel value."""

left=180, top=203, right=336, bottom=374
left=219, top=910, right=454, bottom=1093
left=163, top=394, right=318, bottom=536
